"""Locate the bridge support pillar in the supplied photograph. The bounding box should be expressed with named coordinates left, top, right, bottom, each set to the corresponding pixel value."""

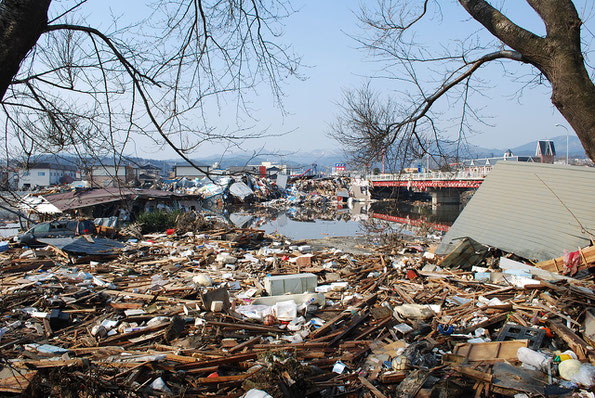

left=430, top=189, right=460, bottom=206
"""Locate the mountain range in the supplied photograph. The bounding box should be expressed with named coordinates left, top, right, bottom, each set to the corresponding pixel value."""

left=465, top=135, right=585, bottom=159
left=15, top=135, right=588, bottom=174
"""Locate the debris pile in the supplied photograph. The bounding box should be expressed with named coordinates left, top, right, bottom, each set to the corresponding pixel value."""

left=0, top=226, right=594, bottom=397
left=292, top=177, right=350, bottom=199
left=164, top=175, right=286, bottom=205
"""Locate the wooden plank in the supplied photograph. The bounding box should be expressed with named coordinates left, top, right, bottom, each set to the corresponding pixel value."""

left=452, top=366, right=493, bottom=383
left=207, top=321, right=284, bottom=333
left=197, top=366, right=261, bottom=384
left=535, top=246, right=595, bottom=273
left=310, top=294, right=377, bottom=339
left=101, top=289, right=200, bottom=304
left=548, top=320, right=589, bottom=360
left=0, top=369, right=37, bottom=394
left=453, top=340, right=528, bottom=363
left=492, top=362, right=548, bottom=395
left=229, top=336, right=261, bottom=353
left=21, top=359, right=87, bottom=368
left=393, top=369, right=428, bottom=398
left=379, top=372, right=407, bottom=384
left=358, top=375, right=387, bottom=398
left=329, top=313, right=369, bottom=346
left=176, top=352, right=259, bottom=371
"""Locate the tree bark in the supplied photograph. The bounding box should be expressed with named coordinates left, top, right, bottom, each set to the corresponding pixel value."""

left=460, top=0, right=595, bottom=160
left=0, top=0, right=51, bottom=101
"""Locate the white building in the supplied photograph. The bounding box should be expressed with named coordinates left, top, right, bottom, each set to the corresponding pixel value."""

left=172, top=164, right=210, bottom=179
left=87, top=164, right=139, bottom=187
left=18, top=162, right=77, bottom=190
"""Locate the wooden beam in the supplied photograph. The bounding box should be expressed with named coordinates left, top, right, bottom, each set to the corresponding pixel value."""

left=358, top=375, right=387, bottom=398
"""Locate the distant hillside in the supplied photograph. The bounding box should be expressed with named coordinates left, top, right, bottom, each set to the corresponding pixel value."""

left=507, top=135, right=586, bottom=158
left=177, top=149, right=349, bottom=169
left=8, top=135, right=588, bottom=176
left=423, top=135, right=587, bottom=160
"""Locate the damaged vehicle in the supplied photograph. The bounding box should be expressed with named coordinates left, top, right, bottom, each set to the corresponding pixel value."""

left=14, top=219, right=97, bottom=247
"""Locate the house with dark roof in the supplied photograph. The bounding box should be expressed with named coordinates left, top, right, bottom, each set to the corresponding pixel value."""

left=536, top=140, right=556, bottom=163
left=139, top=164, right=162, bottom=185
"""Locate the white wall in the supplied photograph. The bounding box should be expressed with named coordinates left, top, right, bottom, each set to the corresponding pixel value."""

left=19, top=168, right=50, bottom=189
left=18, top=167, right=76, bottom=189
left=174, top=166, right=209, bottom=177
left=18, top=168, right=76, bottom=189
left=92, top=166, right=125, bottom=177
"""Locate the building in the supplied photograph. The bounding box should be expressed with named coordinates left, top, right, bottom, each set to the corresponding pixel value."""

left=332, top=162, right=347, bottom=176
left=0, top=166, right=19, bottom=191
left=226, top=165, right=260, bottom=175
left=172, top=164, right=211, bottom=179
left=138, top=164, right=162, bottom=186
left=459, top=141, right=556, bottom=177
left=19, top=187, right=200, bottom=219
left=18, top=162, right=77, bottom=190
left=535, top=140, right=556, bottom=163
left=87, top=164, right=139, bottom=187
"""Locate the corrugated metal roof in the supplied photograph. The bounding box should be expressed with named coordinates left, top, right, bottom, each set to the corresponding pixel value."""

left=18, top=194, right=63, bottom=214
left=37, top=237, right=124, bottom=255
left=436, top=162, right=595, bottom=261
left=41, top=188, right=186, bottom=212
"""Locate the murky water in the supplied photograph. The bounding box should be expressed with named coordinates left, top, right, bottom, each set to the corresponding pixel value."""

left=229, top=200, right=463, bottom=240
left=258, top=213, right=364, bottom=240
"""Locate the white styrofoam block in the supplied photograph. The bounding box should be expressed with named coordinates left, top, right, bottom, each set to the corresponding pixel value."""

left=264, top=273, right=318, bottom=296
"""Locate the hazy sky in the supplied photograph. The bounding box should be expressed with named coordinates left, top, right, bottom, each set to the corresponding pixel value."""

left=85, top=1, right=595, bottom=159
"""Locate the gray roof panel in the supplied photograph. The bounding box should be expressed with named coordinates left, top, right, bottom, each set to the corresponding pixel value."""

left=436, top=162, right=595, bottom=261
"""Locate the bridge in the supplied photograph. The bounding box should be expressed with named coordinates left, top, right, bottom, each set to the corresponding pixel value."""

left=368, top=167, right=491, bottom=204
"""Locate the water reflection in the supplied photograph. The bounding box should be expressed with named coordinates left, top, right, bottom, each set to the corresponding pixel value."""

left=227, top=200, right=463, bottom=240
left=226, top=205, right=363, bottom=240
left=369, top=201, right=461, bottom=233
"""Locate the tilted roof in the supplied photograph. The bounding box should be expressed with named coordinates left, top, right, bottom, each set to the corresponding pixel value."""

left=436, top=162, right=595, bottom=261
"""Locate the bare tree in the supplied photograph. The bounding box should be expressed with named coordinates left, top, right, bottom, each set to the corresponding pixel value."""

left=0, top=0, right=300, bottom=175
left=333, top=0, right=595, bottom=165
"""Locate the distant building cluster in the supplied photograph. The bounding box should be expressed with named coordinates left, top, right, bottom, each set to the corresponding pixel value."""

left=0, top=159, right=341, bottom=191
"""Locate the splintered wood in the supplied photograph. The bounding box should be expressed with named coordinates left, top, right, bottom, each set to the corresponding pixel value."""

left=0, top=226, right=594, bottom=396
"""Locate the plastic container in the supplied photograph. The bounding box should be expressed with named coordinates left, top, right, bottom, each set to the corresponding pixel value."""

left=274, top=300, right=297, bottom=321
left=517, top=347, right=551, bottom=371
left=559, top=359, right=595, bottom=387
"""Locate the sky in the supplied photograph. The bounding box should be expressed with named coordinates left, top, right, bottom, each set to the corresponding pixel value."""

left=68, top=1, right=595, bottom=160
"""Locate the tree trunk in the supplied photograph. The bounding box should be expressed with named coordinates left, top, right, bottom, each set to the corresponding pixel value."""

left=548, top=53, right=595, bottom=161
left=0, top=0, right=51, bottom=101
left=543, top=10, right=595, bottom=162
left=460, top=0, right=595, bottom=161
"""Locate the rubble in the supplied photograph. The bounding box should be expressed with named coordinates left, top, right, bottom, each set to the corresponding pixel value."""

left=0, top=217, right=594, bottom=397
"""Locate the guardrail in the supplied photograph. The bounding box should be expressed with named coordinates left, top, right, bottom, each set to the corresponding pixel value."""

left=368, top=167, right=491, bottom=182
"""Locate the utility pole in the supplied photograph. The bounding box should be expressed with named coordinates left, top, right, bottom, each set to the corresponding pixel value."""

left=555, top=123, right=569, bottom=165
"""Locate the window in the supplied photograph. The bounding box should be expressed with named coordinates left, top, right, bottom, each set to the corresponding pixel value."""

left=38, top=172, right=45, bottom=176
left=33, top=223, right=50, bottom=233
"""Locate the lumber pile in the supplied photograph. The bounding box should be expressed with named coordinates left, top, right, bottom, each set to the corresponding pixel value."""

left=0, top=227, right=594, bottom=397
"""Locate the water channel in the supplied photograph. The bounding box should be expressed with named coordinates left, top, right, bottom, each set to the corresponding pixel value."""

left=228, top=201, right=463, bottom=240
left=0, top=193, right=464, bottom=241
